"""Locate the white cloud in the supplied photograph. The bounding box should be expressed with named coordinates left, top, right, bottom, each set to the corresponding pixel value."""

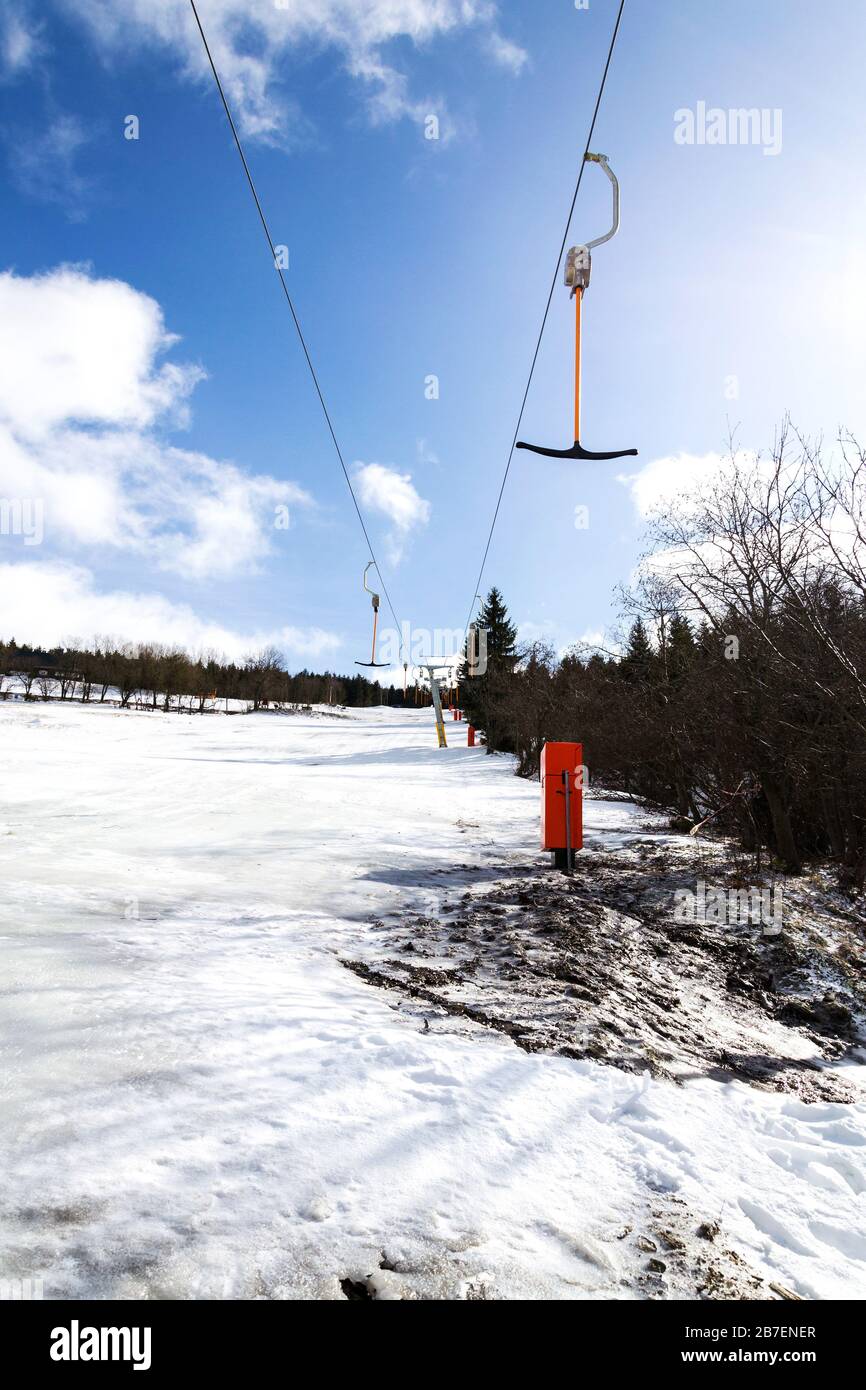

left=56, top=0, right=525, bottom=143
left=0, top=560, right=340, bottom=663
left=617, top=452, right=735, bottom=518
left=6, top=113, right=93, bottom=220
left=517, top=617, right=555, bottom=644
left=0, top=265, right=314, bottom=580
left=620, top=441, right=862, bottom=605
left=353, top=460, right=430, bottom=563
left=573, top=626, right=617, bottom=657
left=416, top=437, right=440, bottom=468
left=0, top=425, right=313, bottom=580
left=346, top=49, right=453, bottom=140
left=616, top=452, right=742, bottom=588
left=484, top=30, right=528, bottom=75
left=516, top=620, right=614, bottom=662
left=0, top=8, right=43, bottom=78
left=0, top=266, right=203, bottom=439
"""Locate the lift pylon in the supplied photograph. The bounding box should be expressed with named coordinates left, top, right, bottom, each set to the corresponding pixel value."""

left=418, top=662, right=453, bottom=748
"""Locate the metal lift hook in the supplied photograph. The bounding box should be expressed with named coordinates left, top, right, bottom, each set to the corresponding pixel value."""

left=516, top=152, right=637, bottom=463
left=355, top=560, right=389, bottom=668
left=581, top=151, right=620, bottom=258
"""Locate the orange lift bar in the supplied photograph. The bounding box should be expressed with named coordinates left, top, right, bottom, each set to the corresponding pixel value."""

left=517, top=153, right=637, bottom=463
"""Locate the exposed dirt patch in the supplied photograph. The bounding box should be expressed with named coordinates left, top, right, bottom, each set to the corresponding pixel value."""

left=344, top=838, right=865, bottom=1104
left=330, top=1197, right=791, bottom=1301
left=339, top=818, right=866, bottom=1298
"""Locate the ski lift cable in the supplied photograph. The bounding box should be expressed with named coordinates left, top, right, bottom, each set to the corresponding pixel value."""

left=461, top=0, right=628, bottom=641
left=188, top=0, right=407, bottom=663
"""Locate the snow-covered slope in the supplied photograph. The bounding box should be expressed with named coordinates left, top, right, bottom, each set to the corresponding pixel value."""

left=1, top=701, right=864, bottom=1299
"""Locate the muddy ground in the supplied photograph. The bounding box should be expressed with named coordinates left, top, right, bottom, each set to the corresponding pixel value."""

left=341, top=803, right=866, bottom=1299
left=346, top=821, right=865, bottom=1104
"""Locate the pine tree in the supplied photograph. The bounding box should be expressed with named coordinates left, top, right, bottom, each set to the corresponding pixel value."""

left=459, top=586, right=518, bottom=750
left=620, top=618, right=654, bottom=683
left=666, top=613, right=696, bottom=681
left=476, top=587, right=517, bottom=661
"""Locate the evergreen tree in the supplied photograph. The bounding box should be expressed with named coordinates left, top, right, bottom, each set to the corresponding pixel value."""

left=666, top=613, right=696, bottom=681
left=460, top=586, right=518, bottom=750
left=619, top=618, right=654, bottom=683
left=476, top=586, right=517, bottom=661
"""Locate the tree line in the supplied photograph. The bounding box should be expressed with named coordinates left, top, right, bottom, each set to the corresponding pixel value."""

left=461, top=428, right=866, bottom=886
left=0, top=638, right=418, bottom=711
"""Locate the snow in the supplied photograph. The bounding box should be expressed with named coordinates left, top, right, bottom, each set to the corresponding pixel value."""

left=1, top=700, right=864, bottom=1300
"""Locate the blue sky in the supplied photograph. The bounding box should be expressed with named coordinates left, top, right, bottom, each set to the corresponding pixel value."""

left=1, top=0, right=864, bottom=675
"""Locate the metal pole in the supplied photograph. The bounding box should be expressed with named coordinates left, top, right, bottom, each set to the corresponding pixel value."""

left=563, top=769, right=573, bottom=875
left=429, top=675, right=447, bottom=748
left=574, top=288, right=582, bottom=444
